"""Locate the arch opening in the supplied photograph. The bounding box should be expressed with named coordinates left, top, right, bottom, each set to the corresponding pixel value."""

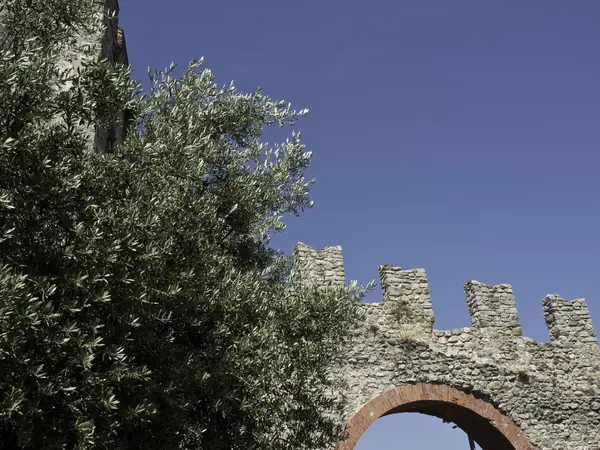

left=382, top=401, right=513, bottom=449
left=355, top=412, right=483, bottom=449
left=337, top=384, right=534, bottom=450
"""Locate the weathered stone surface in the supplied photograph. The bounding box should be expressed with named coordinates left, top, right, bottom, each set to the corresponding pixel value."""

left=94, top=0, right=129, bottom=152
left=294, top=242, right=600, bottom=450
left=48, top=0, right=129, bottom=152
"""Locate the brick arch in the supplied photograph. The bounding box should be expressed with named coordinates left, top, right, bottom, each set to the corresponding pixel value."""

left=337, top=384, right=534, bottom=450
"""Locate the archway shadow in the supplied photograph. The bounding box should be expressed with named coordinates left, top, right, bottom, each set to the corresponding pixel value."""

left=337, top=384, right=534, bottom=450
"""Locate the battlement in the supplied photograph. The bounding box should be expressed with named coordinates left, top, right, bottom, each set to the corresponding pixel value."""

left=464, top=280, right=522, bottom=335
left=294, top=243, right=598, bottom=346
left=293, top=242, right=345, bottom=288
left=542, top=295, right=597, bottom=344
left=379, top=265, right=434, bottom=329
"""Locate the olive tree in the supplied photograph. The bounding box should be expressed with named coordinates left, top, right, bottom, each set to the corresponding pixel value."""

left=0, top=1, right=373, bottom=449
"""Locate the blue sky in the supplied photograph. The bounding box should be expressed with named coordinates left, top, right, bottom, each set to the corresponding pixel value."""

left=119, top=1, right=599, bottom=448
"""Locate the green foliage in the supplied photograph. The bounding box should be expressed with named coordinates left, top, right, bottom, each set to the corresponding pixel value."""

left=0, top=1, right=374, bottom=449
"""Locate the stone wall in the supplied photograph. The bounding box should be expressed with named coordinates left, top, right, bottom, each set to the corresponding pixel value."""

left=294, top=242, right=600, bottom=450
left=1, top=0, right=128, bottom=152
left=64, top=0, right=130, bottom=152
left=94, top=0, right=129, bottom=152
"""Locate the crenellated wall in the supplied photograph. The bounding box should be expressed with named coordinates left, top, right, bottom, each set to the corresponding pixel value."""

left=293, top=242, right=600, bottom=450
